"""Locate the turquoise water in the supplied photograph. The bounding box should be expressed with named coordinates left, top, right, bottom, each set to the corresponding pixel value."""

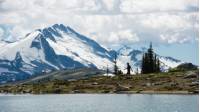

left=0, top=94, right=198, bottom=112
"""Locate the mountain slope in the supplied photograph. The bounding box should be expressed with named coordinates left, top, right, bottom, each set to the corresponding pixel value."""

left=18, top=68, right=104, bottom=84
left=0, top=24, right=184, bottom=83
left=0, top=24, right=113, bottom=83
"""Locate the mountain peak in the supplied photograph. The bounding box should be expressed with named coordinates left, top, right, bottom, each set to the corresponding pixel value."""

left=51, top=24, right=72, bottom=32
left=120, top=45, right=132, bottom=49
left=118, top=45, right=133, bottom=55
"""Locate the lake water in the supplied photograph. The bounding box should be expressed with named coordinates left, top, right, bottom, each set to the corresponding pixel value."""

left=0, top=94, right=198, bottom=112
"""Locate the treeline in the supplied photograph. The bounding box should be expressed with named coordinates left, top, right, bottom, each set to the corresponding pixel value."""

left=111, top=43, right=160, bottom=75
left=141, top=43, right=160, bottom=74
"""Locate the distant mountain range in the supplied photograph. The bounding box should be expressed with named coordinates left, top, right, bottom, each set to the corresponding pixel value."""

left=0, top=24, right=183, bottom=83
left=116, top=45, right=182, bottom=73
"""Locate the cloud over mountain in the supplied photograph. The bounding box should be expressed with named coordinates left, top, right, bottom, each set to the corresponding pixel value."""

left=0, top=0, right=198, bottom=47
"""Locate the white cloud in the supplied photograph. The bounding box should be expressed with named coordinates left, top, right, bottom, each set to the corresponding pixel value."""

left=140, top=14, right=191, bottom=29
left=0, top=0, right=198, bottom=47
left=120, top=0, right=198, bottom=13
left=108, top=30, right=140, bottom=44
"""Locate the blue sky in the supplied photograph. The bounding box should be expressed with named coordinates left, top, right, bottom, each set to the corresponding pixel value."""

left=0, top=0, right=199, bottom=64
left=125, top=42, right=199, bottom=65
left=155, top=42, right=199, bottom=65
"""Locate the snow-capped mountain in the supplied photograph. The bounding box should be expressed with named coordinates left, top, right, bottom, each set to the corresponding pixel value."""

left=116, top=45, right=183, bottom=73
left=0, top=24, right=183, bottom=83
left=0, top=24, right=113, bottom=83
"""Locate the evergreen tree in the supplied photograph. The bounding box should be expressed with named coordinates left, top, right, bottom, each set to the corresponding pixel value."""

left=106, top=64, right=109, bottom=76
left=147, top=42, right=154, bottom=73
left=145, top=52, right=149, bottom=73
left=141, top=54, right=145, bottom=74
left=113, top=52, right=118, bottom=75
left=141, top=43, right=161, bottom=74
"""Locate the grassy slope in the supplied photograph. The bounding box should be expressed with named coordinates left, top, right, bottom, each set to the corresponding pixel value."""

left=0, top=70, right=198, bottom=94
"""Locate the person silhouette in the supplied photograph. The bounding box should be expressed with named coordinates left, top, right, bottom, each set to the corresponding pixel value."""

left=126, top=63, right=132, bottom=75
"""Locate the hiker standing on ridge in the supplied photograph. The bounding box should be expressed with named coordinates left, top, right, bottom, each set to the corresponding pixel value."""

left=126, top=63, right=133, bottom=75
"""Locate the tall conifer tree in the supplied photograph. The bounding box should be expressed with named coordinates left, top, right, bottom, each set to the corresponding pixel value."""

left=141, top=43, right=160, bottom=74
left=113, top=52, right=118, bottom=75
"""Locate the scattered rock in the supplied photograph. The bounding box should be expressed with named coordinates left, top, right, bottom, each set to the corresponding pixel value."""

left=184, top=71, right=198, bottom=79
left=92, top=82, right=98, bottom=85
left=115, top=84, right=130, bottom=92
left=73, top=90, right=81, bottom=93
left=188, top=81, right=198, bottom=87
left=146, top=83, right=151, bottom=87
